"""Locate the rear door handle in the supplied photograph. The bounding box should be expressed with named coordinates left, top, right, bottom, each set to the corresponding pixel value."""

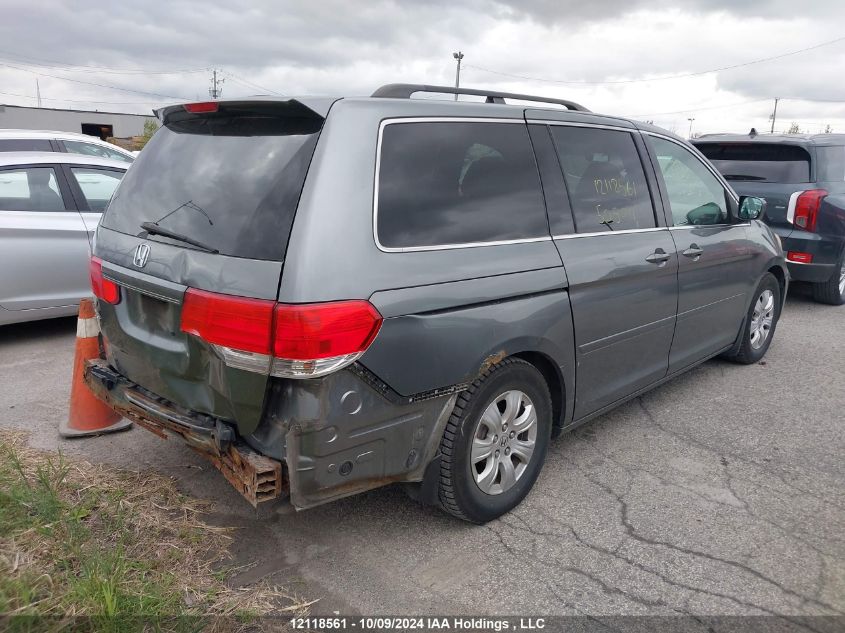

left=682, top=244, right=703, bottom=260
left=645, top=249, right=671, bottom=265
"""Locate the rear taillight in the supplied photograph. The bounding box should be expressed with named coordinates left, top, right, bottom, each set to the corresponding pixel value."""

left=271, top=302, right=382, bottom=378
left=787, top=251, right=814, bottom=264
left=179, top=290, right=382, bottom=379
left=789, top=189, right=828, bottom=232
left=89, top=257, right=120, bottom=305
left=180, top=289, right=275, bottom=354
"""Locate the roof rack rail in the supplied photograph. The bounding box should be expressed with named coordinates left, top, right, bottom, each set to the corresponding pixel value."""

left=371, top=83, right=590, bottom=112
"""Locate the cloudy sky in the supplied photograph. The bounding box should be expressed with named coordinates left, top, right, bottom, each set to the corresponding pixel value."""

left=2, top=0, right=844, bottom=136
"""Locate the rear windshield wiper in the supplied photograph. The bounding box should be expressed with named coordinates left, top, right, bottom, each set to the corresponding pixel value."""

left=723, top=174, right=767, bottom=181
left=140, top=222, right=219, bottom=254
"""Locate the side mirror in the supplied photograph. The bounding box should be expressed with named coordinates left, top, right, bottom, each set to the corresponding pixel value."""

left=739, top=196, right=766, bottom=221
left=686, top=202, right=726, bottom=225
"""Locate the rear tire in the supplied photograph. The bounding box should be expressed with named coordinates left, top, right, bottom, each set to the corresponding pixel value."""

left=811, top=251, right=845, bottom=305
left=727, top=273, right=781, bottom=365
left=438, top=358, right=552, bottom=524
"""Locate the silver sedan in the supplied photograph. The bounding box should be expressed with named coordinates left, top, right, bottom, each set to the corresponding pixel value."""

left=0, top=152, right=127, bottom=326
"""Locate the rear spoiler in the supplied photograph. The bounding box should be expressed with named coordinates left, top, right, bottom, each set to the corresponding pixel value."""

left=154, top=99, right=329, bottom=126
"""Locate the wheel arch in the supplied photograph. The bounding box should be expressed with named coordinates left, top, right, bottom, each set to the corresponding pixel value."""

left=512, top=350, right=566, bottom=437
left=767, top=263, right=787, bottom=303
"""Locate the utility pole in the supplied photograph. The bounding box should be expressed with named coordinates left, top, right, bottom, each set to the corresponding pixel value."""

left=452, top=51, right=464, bottom=101
left=687, top=117, right=695, bottom=139
left=769, top=98, right=779, bottom=134
left=208, top=69, right=224, bottom=100
left=35, top=78, right=42, bottom=108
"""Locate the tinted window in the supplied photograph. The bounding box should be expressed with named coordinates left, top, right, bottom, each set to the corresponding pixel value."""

left=0, top=167, right=66, bottom=211
left=550, top=127, right=655, bottom=233
left=70, top=167, right=125, bottom=212
left=101, top=105, right=322, bottom=261
left=377, top=121, right=547, bottom=249
left=0, top=139, right=53, bottom=152
left=63, top=140, right=133, bottom=164
left=650, top=137, right=728, bottom=226
left=695, top=142, right=811, bottom=183
left=815, top=146, right=845, bottom=182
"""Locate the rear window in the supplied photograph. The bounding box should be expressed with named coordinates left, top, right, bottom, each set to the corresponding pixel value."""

left=815, top=146, right=845, bottom=182
left=376, top=121, right=547, bottom=249
left=695, top=142, right=811, bottom=183
left=101, top=104, right=322, bottom=261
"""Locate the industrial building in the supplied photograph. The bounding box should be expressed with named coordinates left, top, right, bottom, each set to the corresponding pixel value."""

left=0, top=103, right=156, bottom=140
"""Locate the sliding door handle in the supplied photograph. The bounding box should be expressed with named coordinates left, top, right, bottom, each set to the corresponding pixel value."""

left=645, top=249, right=672, bottom=265
left=682, top=244, right=703, bottom=260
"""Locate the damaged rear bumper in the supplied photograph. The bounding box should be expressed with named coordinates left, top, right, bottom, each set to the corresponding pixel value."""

left=83, top=359, right=458, bottom=511
left=84, top=360, right=285, bottom=507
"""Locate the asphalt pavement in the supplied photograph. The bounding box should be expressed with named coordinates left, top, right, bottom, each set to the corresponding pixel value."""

left=0, top=285, right=842, bottom=620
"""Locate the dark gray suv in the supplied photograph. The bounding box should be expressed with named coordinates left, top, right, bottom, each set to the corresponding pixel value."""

left=695, top=133, right=845, bottom=305
left=86, top=85, right=787, bottom=523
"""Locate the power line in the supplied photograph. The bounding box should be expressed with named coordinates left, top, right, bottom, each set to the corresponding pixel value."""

left=0, top=61, right=190, bottom=100
left=223, top=72, right=283, bottom=95
left=465, top=35, right=845, bottom=86
left=0, top=50, right=208, bottom=75
left=624, top=98, right=772, bottom=118
left=624, top=96, right=845, bottom=119
left=0, top=88, right=170, bottom=105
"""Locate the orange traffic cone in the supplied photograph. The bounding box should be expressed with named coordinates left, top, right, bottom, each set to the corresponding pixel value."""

left=60, top=298, right=132, bottom=438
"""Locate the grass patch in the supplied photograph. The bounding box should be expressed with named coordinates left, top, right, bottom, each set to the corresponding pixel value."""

left=0, top=432, right=312, bottom=632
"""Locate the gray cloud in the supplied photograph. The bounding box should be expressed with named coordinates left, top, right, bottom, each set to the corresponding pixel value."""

left=0, top=0, right=843, bottom=133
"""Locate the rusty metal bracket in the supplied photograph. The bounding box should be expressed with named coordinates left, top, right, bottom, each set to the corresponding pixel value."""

left=84, top=359, right=287, bottom=507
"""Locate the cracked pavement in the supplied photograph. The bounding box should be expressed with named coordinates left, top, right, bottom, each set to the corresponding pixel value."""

left=1, top=285, right=843, bottom=619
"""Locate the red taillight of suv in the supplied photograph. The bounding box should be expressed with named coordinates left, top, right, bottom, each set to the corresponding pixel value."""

left=789, top=189, right=828, bottom=232
left=89, top=257, right=121, bottom=305
left=179, top=289, right=382, bottom=378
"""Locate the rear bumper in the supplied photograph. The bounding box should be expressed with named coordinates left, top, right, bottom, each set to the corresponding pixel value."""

left=781, top=231, right=843, bottom=283
left=84, top=359, right=458, bottom=511
left=84, top=360, right=286, bottom=507
left=786, top=261, right=838, bottom=283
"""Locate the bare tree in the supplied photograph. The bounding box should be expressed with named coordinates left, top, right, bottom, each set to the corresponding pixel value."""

left=787, top=122, right=801, bottom=134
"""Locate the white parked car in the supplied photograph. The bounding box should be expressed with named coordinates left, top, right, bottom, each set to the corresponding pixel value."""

left=0, top=129, right=135, bottom=164
left=0, top=152, right=127, bottom=326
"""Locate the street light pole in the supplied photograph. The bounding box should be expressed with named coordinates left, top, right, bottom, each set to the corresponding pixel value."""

left=687, top=117, right=696, bottom=139
left=452, top=51, right=464, bottom=101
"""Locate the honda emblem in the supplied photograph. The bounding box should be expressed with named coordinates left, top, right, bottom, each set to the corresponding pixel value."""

left=133, top=243, right=150, bottom=268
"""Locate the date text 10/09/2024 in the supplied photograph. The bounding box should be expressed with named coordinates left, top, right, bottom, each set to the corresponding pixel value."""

left=290, top=617, right=547, bottom=631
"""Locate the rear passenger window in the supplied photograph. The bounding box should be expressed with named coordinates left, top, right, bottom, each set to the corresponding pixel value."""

left=550, top=127, right=655, bottom=233
left=377, top=121, right=547, bottom=249
left=63, top=140, right=133, bottom=164
left=0, top=167, right=66, bottom=211
left=70, top=167, right=125, bottom=212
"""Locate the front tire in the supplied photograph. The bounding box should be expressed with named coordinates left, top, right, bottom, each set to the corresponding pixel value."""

left=727, top=273, right=781, bottom=365
left=438, top=358, right=552, bottom=523
left=811, top=251, right=845, bottom=305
